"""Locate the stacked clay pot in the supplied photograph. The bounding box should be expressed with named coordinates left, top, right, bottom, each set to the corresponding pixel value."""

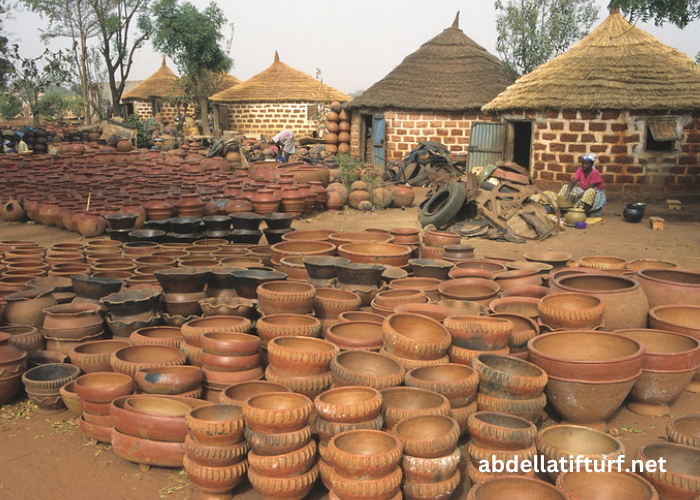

left=312, top=287, right=362, bottom=334
left=380, top=312, right=451, bottom=370
left=444, top=315, right=512, bottom=365
left=256, top=280, right=316, bottom=316
left=42, top=302, right=105, bottom=355
left=0, top=330, right=28, bottom=405
left=405, top=363, right=480, bottom=436
left=265, top=336, right=339, bottom=398
left=326, top=429, right=402, bottom=500
left=100, top=288, right=161, bottom=337
left=242, top=392, right=319, bottom=500
left=313, top=386, right=384, bottom=488
left=184, top=403, right=248, bottom=498
left=330, top=350, right=405, bottom=390
left=199, top=331, right=262, bottom=402
left=134, top=365, right=204, bottom=399
left=472, top=353, right=548, bottom=423
left=22, top=362, right=80, bottom=412
left=73, top=371, right=135, bottom=443
left=154, top=267, right=211, bottom=319
left=466, top=411, right=537, bottom=485
left=393, top=414, right=461, bottom=500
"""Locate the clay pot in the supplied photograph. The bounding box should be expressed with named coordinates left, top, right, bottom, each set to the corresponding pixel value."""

left=549, top=273, right=649, bottom=330
left=110, top=345, right=187, bottom=377
left=393, top=414, right=460, bottom=459
left=472, top=353, right=547, bottom=400
left=153, top=267, right=211, bottom=294
left=42, top=303, right=104, bottom=340
left=556, top=470, right=658, bottom=500
left=327, top=429, right=402, bottom=480
left=71, top=275, right=124, bottom=301
left=267, top=336, right=339, bottom=376
left=229, top=269, right=288, bottom=299
left=2, top=325, right=45, bottom=353
left=242, top=391, right=313, bottom=433
left=135, top=365, right=203, bottom=395
left=495, top=269, right=542, bottom=291
left=247, top=439, right=315, bottom=478
left=248, top=465, right=319, bottom=500
left=200, top=331, right=260, bottom=357
left=467, top=411, right=537, bottom=451
left=523, top=251, right=572, bottom=269
left=409, top=258, right=453, bottom=280
left=467, top=476, right=566, bottom=500
left=338, top=243, right=412, bottom=267
left=404, top=363, right=479, bottom=408
left=76, top=211, right=107, bottom=238
left=313, top=385, right=382, bottom=424
left=488, top=296, right=541, bottom=319
left=256, top=313, right=322, bottom=347
left=667, top=415, right=700, bottom=448
left=22, top=362, right=81, bottom=411
left=325, top=321, right=384, bottom=351
left=423, top=230, right=460, bottom=247
left=4, top=288, right=58, bottom=327
left=185, top=403, right=245, bottom=445
left=537, top=292, right=604, bottom=330
left=380, top=386, right=451, bottom=429
left=0, top=330, right=27, bottom=383
left=443, top=315, right=512, bottom=351
left=180, top=316, right=252, bottom=347
left=382, top=312, right=451, bottom=361
left=218, top=380, right=289, bottom=405
left=199, top=297, right=256, bottom=318
left=635, top=442, right=700, bottom=500
left=438, top=278, right=500, bottom=305
left=330, top=350, right=405, bottom=389
left=636, top=268, right=700, bottom=308
left=536, top=424, right=625, bottom=481
left=111, top=427, right=186, bottom=467
left=183, top=455, right=248, bottom=495
left=256, top=280, right=316, bottom=315
left=73, top=371, right=134, bottom=403
left=129, top=326, right=184, bottom=348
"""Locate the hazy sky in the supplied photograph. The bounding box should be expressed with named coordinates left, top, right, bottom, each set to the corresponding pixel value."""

left=5, top=0, right=700, bottom=94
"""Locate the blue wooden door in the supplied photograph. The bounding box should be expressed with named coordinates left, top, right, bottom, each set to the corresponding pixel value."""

left=372, top=114, right=386, bottom=168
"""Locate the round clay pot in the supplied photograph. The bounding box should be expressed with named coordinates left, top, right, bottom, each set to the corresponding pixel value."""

left=242, top=391, right=313, bottom=433
left=438, top=278, right=500, bottom=305
left=556, top=470, right=658, bottom=500
left=3, top=325, right=45, bottom=354
left=337, top=311, right=384, bottom=324
left=244, top=424, right=313, bottom=456
left=314, top=414, right=384, bottom=446
left=270, top=240, right=336, bottom=265
left=404, top=363, right=479, bottom=408
left=248, top=464, right=319, bottom=500
left=266, top=336, right=339, bottom=376
left=134, top=365, right=203, bottom=395
left=183, top=455, right=248, bottom=494
left=637, top=268, right=700, bottom=309
left=467, top=476, right=566, bottom=500
left=327, top=429, right=402, bottom=480
left=401, top=447, right=460, bottom=484
left=186, top=403, right=245, bottom=446
left=3, top=287, right=58, bottom=327
left=111, top=427, right=186, bottom=467
left=110, top=344, right=187, bottom=377
left=331, top=350, right=405, bottom=389
left=247, top=439, right=316, bottom=478
left=183, top=433, right=248, bottom=467
left=578, top=255, right=628, bottom=271
left=538, top=292, right=604, bottom=330
left=313, top=385, right=382, bottom=424
left=59, top=380, right=83, bottom=417
left=0, top=330, right=28, bottom=380
left=200, top=331, right=260, bottom=357
left=153, top=267, right=211, bottom=294
left=42, top=303, right=104, bottom=340
left=218, top=380, right=289, bottom=405
left=338, top=242, right=412, bottom=267
left=488, top=296, right=541, bottom=319
left=444, top=315, right=513, bottom=351
left=393, top=414, right=460, bottom=458
left=667, top=415, right=700, bottom=448
left=379, top=386, right=451, bottom=429
left=326, top=321, right=384, bottom=351
left=256, top=313, right=322, bottom=348
left=181, top=316, right=252, bottom=347
left=129, top=326, right=184, bottom=348
left=256, top=280, right=316, bottom=315
left=635, top=442, right=700, bottom=500
left=382, top=312, right=452, bottom=361
left=22, top=362, right=81, bottom=411
left=467, top=410, right=537, bottom=451
left=313, top=287, right=362, bottom=319
left=409, top=258, right=453, bottom=280
left=472, top=353, right=548, bottom=400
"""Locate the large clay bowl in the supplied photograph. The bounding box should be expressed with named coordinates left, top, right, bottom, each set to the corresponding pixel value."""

left=436, top=299, right=489, bottom=316
left=438, top=278, right=500, bottom=304
left=42, top=303, right=104, bottom=339
left=489, top=296, right=541, bottom=319
left=636, top=268, right=700, bottom=309
left=556, top=471, right=658, bottom=500
left=404, top=363, right=479, bottom=408
left=393, top=303, right=455, bottom=323
left=578, top=255, right=628, bottom=271
left=255, top=313, right=322, bottom=347
left=266, top=336, right=339, bottom=376
left=313, top=385, right=382, bottom=424
left=382, top=312, right=452, bottom=361
left=59, top=380, right=83, bottom=417
left=22, top=362, right=81, bottom=411
left=153, top=267, right=211, bottom=294
left=218, top=380, right=289, bottom=405
left=527, top=331, right=645, bottom=381
left=538, top=292, right=604, bottom=330
left=467, top=411, right=537, bottom=451
left=129, top=326, right=184, bottom=348
left=393, top=414, right=459, bottom=459
left=70, top=274, right=124, bottom=300
left=329, top=231, right=394, bottom=245
left=182, top=455, right=248, bottom=494
left=549, top=273, right=648, bottom=331
left=338, top=242, right=412, bottom=267
left=270, top=240, right=336, bottom=266
left=247, top=439, right=315, bottom=478
left=312, top=287, right=362, bottom=319
left=180, top=316, right=252, bottom=347
left=73, top=371, right=134, bottom=403
left=111, top=427, right=185, bottom=467
left=185, top=403, right=245, bottom=446
left=472, top=353, right=548, bottom=400
left=3, top=287, right=58, bottom=327
left=337, top=311, right=385, bottom=324
left=454, top=259, right=508, bottom=273
left=134, top=365, right=203, bottom=395
left=489, top=313, right=540, bottom=353
left=467, top=476, right=565, bottom=500
left=379, top=386, right=451, bottom=429
left=443, top=315, right=512, bottom=351
left=326, top=321, right=384, bottom=351
left=0, top=371, right=24, bottom=405
left=110, top=345, right=187, bottom=377
left=200, top=332, right=260, bottom=357
left=649, top=305, right=700, bottom=339
left=248, top=464, right=319, bottom=500
left=536, top=425, right=625, bottom=481
left=635, top=442, right=700, bottom=500
left=256, top=280, right=316, bottom=315
left=281, top=228, right=335, bottom=241
left=523, top=250, right=573, bottom=268
left=330, top=350, right=405, bottom=389
left=327, top=429, right=402, bottom=480
left=389, top=277, right=442, bottom=301
left=68, top=339, right=131, bottom=373
left=229, top=269, right=288, bottom=299
left=616, top=329, right=700, bottom=416
left=242, top=392, right=313, bottom=433
left=667, top=415, right=700, bottom=449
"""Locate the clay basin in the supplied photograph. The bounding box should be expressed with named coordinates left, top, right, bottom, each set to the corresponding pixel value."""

left=200, top=332, right=260, bottom=357
left=649, top=305, right=700, bottom=339
left=393, top=414, right=460, bottom=458
left=330, top=350, right=405, bottom=390
left=527, top=331, right=645, bottom=381
left=453, top=259, right=508, bottom=273
left=337, top=242, right=412, bottom=267
left=218, top=380, right=289, bottom=405
left=110, top=427, right=185, bottom=467
left=313, top=385, right=382, bottom=423
left=382, top=312, right=452, bottom=361
left=326, top=321, right=384, bottom=351
left=337, top=311, right=385, bottom=324
left=129, top=326, right=184, bottom=347
left=467, top=411, right=537, bottom=451
left=379, top=386, right=450, bottom=429
left=404, top=363, right=479, bottom=407
left=468, top=477, right=565, bottom=499
left=636, top=268, right=700, bottom=308
left=73, top=372, right=135, bottom=403
left=523, top=250, right=573, bottom=268
left=536, top=425, right=625, bottom=481
left=393, top=303, right=454, bottom=323
left=635, top=442, right=700, bottom=500
left=70, top=274, right=124, bottom=300
left=185, top=403, right=245, bottom=446
left=537, top=292, right=604, bottom=330
left=438, top=277, right=500, bottom=304
left=42, top=302, right=104, bottom=339
left=556, top=471, right=658, bottom=500
left=110, top=394, right=208, bottom=442
left=472, top=353, right=548, bottom=400
left=280, top=228, right=335, bottom=241
left=110, top=344, right=186, bottom=377
left=134, top=365, right=203, bottom=395
left=229, top=269, right=288, bottom=299
left=242, top=392, right=313, bottom=433
left=327, top=429, right=402, bottom=480
left=667, top=415, right=700, bottom=448
left=266, top=336, right=339, bottom=376
left=488, top=296, right=540, bottom=319
left=153, top=267, right=212, bottom=294
left=270, top=240, right=336, bottom=265
left=125, top=395, right=192, bottom=417
left=409, top=258, right=454, bottom=280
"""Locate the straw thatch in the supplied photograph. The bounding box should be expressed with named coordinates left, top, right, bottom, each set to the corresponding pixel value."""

left=484, top=11, right=700, bottom=112
left=121, top=58, right=182, bottom=101
left=346, top=13, right=515, bottom=111
left=210, top=51, right=350, bottom=103
left=214, top=74, right=241, bottom=93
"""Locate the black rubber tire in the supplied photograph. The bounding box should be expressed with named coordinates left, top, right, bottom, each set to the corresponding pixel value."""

left=419, top=182, right=467, bottom=228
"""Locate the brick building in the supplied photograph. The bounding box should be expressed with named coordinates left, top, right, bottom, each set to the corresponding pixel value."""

left=210, top=51, right=350, bottom=139
left=121, top=58, right=240, bottom=124
left=345, top=13, right=514, bottom=171
left=482, top=11, right=700, bottom=197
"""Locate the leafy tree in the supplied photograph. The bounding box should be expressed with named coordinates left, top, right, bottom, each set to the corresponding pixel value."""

left=495, top=0, right=599, bottom=76
left=609, top=0, right=700, bottom=27
left=141, top=0, right=232, bottom=136
left=2, top=44, right=74, bottom=126
left=0, top=93, right=23, bottom=120
left=0, top=0, right=12, bottom=88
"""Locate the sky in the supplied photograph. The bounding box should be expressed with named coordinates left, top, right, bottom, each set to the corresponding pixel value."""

left=4, top=0, right=700, bottom=95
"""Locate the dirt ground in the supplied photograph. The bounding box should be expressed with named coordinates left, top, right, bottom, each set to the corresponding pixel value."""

left=1, top=191, right=700, bottom=500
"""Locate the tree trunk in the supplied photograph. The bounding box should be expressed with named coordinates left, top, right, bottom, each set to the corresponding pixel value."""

left=197, top=66, right=211, bottom=136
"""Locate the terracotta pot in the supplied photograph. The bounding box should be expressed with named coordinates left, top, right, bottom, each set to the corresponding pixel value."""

left=21, top=362, right=81, bottom=411
left=667, top=415, right=700, bottom=449
left=183, top=455, right=247, bottom=495
left=404, top=363, right=479, bottom=409
left=313, top=385, right=382, bottom=424
left=129, top=326, right=184, bottom=348
left=256, top=313, right=322, bottom=348
left=394, top=414, right=460, bottom=459
left=267, top=336, right=339, bottom=376
left=2, top=325, right=45, bottom=353
left=248, top=464, right=319, bottom=500
left=423, top=230, right=460, bottom=247
left=636, top=268, right=700, bottom=308
left=467, top=476, right=566, bottom=500
left=68, top=339, right=130, bottom=373
left=327, top=429, right=402, bottom=480
left=42, top=303, right=104, bottom=340
left=537, top=292, right=604, bottom=330
left=382, top=312, right=451, bottom=361
left=438, top=278, right=500, bottom=305
left=256, top=280, right=316, bottom=315
left=379, top=386, right=451, bottom=429
left=444, top=315, right=512, bottom=351
left=135, top=365, right=203, bottom=395
left=242, top=391, right=313, bottom=433
left=0, top=330, right=28, bottom=381
left=330, top=350, right=405, bottom=389
left=3, top=287, right=57, bottom=327
left=229, top=269, right=288, bottom=299
left=489, top=296, right=541, bottom=319
left=110, top=345, right=187, bottom=377
left=635, top=442, right=700, bottom=500
left=73, top=371, right=134, bottom=403
left=467, top=411, right=537, bottom=451
left=153, top=267, right=211, bottom=294
left=185, top=403, right=245, bottom=446
left=76, top=211, right=107, bottom=238
left=181, top=316, right=252, bottom=347
left=472, top=353, right=547, bottom=400
left=556, top=470, right=658, bottom=500
left=338, top=243, right=412, bottom=267
left=325, top=321, right=384, bottom=351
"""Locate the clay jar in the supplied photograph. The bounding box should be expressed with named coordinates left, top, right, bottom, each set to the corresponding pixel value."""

left=636, top=268, right=700, bottom=308
left=76, top=211, right=107, bottom=238
left=3, top=288, right=58, bottom=327
left=256, top=280, right=316, bottom=315
left=251, top=188, right=279, bottom=215
left=0, top=331, right=28, bottom=381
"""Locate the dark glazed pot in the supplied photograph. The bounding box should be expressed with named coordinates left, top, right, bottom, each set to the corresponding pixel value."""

left=128, top=229, right=166, bottom=243
left=153, top=267, right=212, bottom=294
left=622, top=203, right=646, bottom=223
left=263, top=213, right=295, bottom=230
left=201, top=215, right=231, bottom=233
left=335, top=262, right=386, bottom=286
left=71, top=275, right=123, bottom=301
left=230, top=269, right=288, bottom=299
left=105, top=213, right=139, bottom=230
left=231, top=229, right=263, bottom=245
left=230, top=212, right=263, bottom=231
left=168, top=217, right=203, bottom=235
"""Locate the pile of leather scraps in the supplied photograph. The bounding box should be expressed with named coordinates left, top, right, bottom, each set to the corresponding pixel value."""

left=448, top=162, right=562, bottom=243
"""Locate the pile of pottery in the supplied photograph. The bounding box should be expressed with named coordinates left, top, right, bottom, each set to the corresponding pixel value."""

left=0, top=330, right=27, bottom=405
left=101, top=288, right=161, bottom=337
left=21, top=362, right=81, bottom=412
left=42, top=303, right=104, bottom=354
left=380, top=312, right=451, bottom=370
left=242, top=392, right=319, bottom=499
left=134, top=364, right=203, bottom=398
left=73, top=371, right=135, bottom=442
left=183, top=403, right=249, bottom=497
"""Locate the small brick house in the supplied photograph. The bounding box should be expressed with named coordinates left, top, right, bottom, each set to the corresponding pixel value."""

left=209, top=51, right=351, bottom=139
left=345, top=13, right=514, bottom=169
left=482, top=11, right=700, bottom=197
left=121, top=58, right=240, bottom=124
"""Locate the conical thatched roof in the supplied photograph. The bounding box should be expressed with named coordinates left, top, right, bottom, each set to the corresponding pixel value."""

left=346, top=13, right=515, bottom=111
left=214, top=74, right=241, bottom=93
left=210, top=51, right=350, bottom=103
left=484, top=11, right=700, bottom=112
left=121, top=58, right=182, bottom=101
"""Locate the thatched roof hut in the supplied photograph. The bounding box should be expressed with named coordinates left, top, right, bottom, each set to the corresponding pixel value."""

left=210, top=51, right=350, bottom=103
left=347, top=13, right=514, bottom=111
left=121, top=58, right=182, bottom=102
left=483, top=11, right=700, bottom=112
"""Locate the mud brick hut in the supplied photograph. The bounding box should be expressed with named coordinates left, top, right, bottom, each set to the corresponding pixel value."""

left=482, top=10, right=700, bottom=197
left=209, top=51, right=351, bottom=138
left=121, top=58, right=240, bottom=123
left=344, top=13, right=514, bottom=169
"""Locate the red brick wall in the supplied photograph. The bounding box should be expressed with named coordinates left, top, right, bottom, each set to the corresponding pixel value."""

left=349, top=109, right=494, bottom=164
left=223, top=102, right=327, bottom=138
left=129, top=100, right=195, bottom=124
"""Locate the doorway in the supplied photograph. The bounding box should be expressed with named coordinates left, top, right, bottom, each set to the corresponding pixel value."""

left=511, top=121, right=532, bottom=172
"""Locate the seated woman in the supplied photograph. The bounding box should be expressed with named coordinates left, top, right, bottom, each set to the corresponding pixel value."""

left=558, top=153, right=606, bottom=216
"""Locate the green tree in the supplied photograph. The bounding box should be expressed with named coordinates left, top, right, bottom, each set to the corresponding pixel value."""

left=0, top=93, right=23, bottom=120
left=609, top=0, right=700, bottom=27
left=2, top=44, right=74, bottom=126
left=141, top=0, right=232, bottom=136
left=495, top=0, right=599, bottom=76
left=0, top=0, right=12, bottom=88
